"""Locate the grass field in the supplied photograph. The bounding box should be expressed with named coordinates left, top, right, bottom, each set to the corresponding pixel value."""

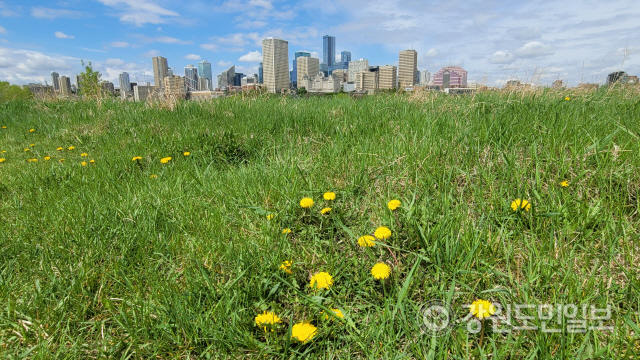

left=1, top=89, right=640, bottom=359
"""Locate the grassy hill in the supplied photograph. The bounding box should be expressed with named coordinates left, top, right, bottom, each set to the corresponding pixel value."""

left=1, top=89, right=639, bottom=358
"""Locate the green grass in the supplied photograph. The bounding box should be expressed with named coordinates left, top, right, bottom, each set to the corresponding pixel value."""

left=1, top=89, right=639, bottom=359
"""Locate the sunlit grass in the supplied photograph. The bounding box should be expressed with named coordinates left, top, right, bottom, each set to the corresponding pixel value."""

left=1, top=88, right=639, bottom=358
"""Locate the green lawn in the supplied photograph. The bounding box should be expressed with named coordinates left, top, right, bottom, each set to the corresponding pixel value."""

left=1, top=89, right=639, bottom=359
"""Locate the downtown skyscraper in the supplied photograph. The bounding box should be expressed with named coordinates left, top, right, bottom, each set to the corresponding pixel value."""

left=323, top=35, right=336, bottom=67
left=198, top=60, right=212, bottom=90
left=184, top=64, right=198, bottom=92
left=262, top=37, right=289, bottom=93
left=152, top=56, right=169, bottom=87
left=398, top=50, right=418, bottom=87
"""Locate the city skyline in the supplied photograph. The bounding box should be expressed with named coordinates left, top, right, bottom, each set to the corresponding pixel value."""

left=0, top=1, right=638, bottom=87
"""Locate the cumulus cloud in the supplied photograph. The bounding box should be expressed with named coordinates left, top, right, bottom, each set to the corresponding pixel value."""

left=217, top=60, right=232, bottom=67
left=488, top=51, right=515, bottom=64
left=184, top=54, right=201, bottom=60
left=515, top=41, right=555, bottom=58
left=238, top=50, right=262, bottom=62
left=54, top=31, right=74, bottom=39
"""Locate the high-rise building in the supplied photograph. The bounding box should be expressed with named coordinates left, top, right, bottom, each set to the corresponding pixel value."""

left=51, top=72, right=60, bottom=91
left=74, top=74, right=82, bottom=91
left=398, top=50, right=418, bottom=87
left=292, top=51, right=311, bottom=87
left=164, top=75, right=186, bottom=99
left=184, top=64, right=198, bottom=92
left=341, top=51, right=351, bottom=64
left=332, top=69, right=348, bottom=83
left=198, top=60, right=212, bottom=90
left=379, top=65, right=397, bottom=90
left=432, top=66, right=468, bottom=88
left=219, top=65, right=235, bottom=88
left=167, top=68, right=174, bottom=77
left=320, top=63, right=329, bottom=77
left=420, top=69, right=431, bottom=85
left=262, top=37, right=289, bottom=93
left=59, top=76, right=71, bottom=95
left=297, top=57, right=320, bottom=86
left=348, top=59, right=369, bottom=82
left=119, top=72, right=131, bottom=92
left=355, top=71, right=378, bottom=91
left=234, top=73, right=244, bottom=86
left=323, top=35, right=336, bottom=67
left=258, top=63, right=263, bottom=84
left=416, top=70, right=421, bottom=85
left=152, top=56, right=169, bottom=87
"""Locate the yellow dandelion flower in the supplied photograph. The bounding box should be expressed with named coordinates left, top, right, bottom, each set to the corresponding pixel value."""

left=29, top=129, right=34, bottom=132
left=0, top=158, right=5, bottom=163
left=1, top=126, right=6, bottom=129
left=323, top=192, right=336, bottom=201
left=1, top=150, right=5, bottom=153
left=24, top=148, right=30, bottom=152
left=374, top=226, right=392, bottom=240
left=561, top=180, right=569, bottom=187
left=321, top=207, right=332, bottom=214
left=358, top=235, right=376, bottom=247
left=150, top=174, right=157, bottom=178
left=279, top=260, right=292, bottom=274
left=254, top=311, right=281, bottom=332
left=469, top=299, right=496, bottom=320
left=323, top=308, right=344, bottom=320
left=132, top=156, right=142, bottom=161
left=57, top=147, right=63, bottom=151
left=44, top=156, right=51, bottom=161
left=68, top=146, right=75, bottom=150
left=282, top=228, right=292, bottom=234
left=300, top=197, right=314, bottom=208
left=371, top=263, right=391, bottom=280
left=510, top=199, right=531, bottom=212
left=183, top=151, right=190, bottom=156
left=565, top=97, right=570, bottom=101
left=59, top=159, right=64, bottom=162
left=89, top=159, right=95, bottom=164
left=30, top=144, right=34, bottom=147
left=81, top=162, right=87, bottom=166
left=160, top=157, right=172, bottom=164
left=30, top=158, right=38, bottom=162
left=387, top=199, right=401, bottom=210
left=291, top=322, right=317, bottom=343
left=267, top=214, right=274, bottom=220
left=81, top=153, right=88, bottom=157
left=310, top=272, right=333, bottom=290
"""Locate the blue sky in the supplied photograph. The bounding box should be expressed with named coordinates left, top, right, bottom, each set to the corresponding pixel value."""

left=0, top=0, right=639, bottom=87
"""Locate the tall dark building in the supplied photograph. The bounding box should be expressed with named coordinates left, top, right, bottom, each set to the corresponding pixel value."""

left=323, top=35, right=336, bottom=67
left=234, top=73, right=244, bottom=86
left=258, top=63, right=263, bottom=84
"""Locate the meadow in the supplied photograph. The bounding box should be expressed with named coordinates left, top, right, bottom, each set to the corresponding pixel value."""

left=1, top=88, right=639, bottom=359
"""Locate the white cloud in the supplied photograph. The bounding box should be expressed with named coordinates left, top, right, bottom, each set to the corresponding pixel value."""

left=54, top=31, right=74, bottom=39
left=110, top=41, right=130, bottom=48
left=184, top=54, right=201, bottom=60
left=488, top=51, right=515, bottom=64
left=217, top=60, right=232, bottom=67
left=238, top=50, right=262, bottom=62
left=96, top=0, right=180, bottom=26
left=424, top=48, right=438, bottom=57
left=0, top=2, right=20, bottom=17
left=142, top=49, right=160, bottom=58
left=105, top=58, right=125, bottom=66
left=515, top=41, right=555, bottom=58
left=200, top=43, right=218, bottom=51
left=0, top=25, right=5, bottom=34
left=31, top=7, right=89, bottom=19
